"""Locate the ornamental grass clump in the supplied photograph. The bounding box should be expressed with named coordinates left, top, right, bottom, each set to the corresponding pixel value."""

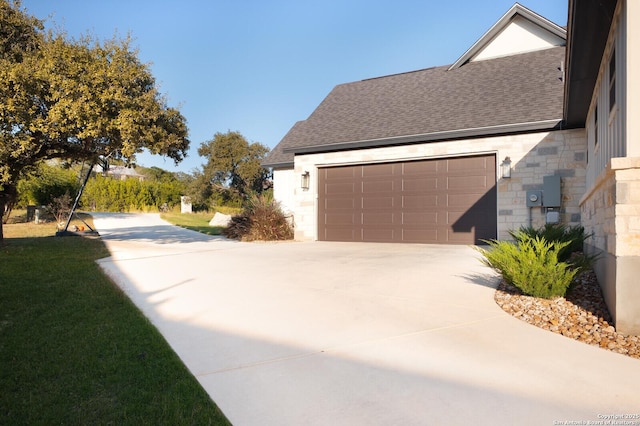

left=476, top=234, right=579, bottom=299
left=223, top=193, right=293, bottom=241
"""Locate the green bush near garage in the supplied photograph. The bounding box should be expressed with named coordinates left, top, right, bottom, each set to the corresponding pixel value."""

left=510, top=223, right=595, bottom=267
left=476, top=224, right=596, bottom=299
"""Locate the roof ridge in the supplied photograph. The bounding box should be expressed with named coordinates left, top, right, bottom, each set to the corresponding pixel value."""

left=359, top=45, right=563, bottom=84
left=360, top=65, right=444, bottom=82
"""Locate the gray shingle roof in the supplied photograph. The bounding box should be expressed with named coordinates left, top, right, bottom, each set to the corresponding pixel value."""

left=264, top=46, right=565, bottom=167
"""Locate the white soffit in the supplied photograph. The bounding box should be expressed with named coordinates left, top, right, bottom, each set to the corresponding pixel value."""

left=449, top=3, right=566, bottom=70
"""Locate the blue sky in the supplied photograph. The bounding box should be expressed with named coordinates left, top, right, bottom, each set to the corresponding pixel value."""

left=22, top=1, right=567, bottom=173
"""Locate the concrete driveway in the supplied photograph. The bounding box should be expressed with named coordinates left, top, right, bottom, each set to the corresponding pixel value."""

left=93, top=213, right=640, bottom=425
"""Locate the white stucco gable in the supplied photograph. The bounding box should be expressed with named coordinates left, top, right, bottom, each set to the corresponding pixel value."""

left=449, top=3, right=566, bottom=70
left=472, top=15, right=565, bottom=61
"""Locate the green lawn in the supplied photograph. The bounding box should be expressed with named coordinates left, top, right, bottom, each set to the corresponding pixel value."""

left=161, top=210, right=239, bottom=236
left=0, top=221, right=230, bottom=425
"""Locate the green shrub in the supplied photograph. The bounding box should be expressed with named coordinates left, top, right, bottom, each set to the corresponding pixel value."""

left=476, top=234, right=579, bottom=299
left=82, top=174, right=185, bottom=212
left=17, top=163, right=80, bottom=207
left=223, top=193, right=293, bottom=241
left=509, top=223, right=598, bottom=273
left=510, top=223, right=591, bottom=262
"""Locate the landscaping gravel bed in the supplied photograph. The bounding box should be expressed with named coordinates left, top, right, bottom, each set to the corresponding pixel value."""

left=495, top=270, right=640, bottom=359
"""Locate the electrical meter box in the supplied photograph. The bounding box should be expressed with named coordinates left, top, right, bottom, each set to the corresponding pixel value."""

left=526, top=190, right=543, bottom=207
left=543, top=175, right=561, bottom=207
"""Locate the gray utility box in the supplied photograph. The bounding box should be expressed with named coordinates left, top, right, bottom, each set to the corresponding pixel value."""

left=543, top=175, right=561, bottom=207
left=526, top=190, right=543, bottom=207
left=546, top=210, right=561, bottom=224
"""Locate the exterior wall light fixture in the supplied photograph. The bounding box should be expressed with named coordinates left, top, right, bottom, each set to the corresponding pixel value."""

left=301, top=171, right=310, bottom=190
left=502, top=156, right=512, bottom=178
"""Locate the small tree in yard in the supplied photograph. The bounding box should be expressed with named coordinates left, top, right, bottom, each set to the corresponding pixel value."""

left=47, top=192, right=73, bottom=226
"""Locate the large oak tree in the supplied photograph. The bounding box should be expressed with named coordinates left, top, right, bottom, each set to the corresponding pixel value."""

left=0, top=1, right=190, bottom=242
left=197, top=131, right=270, bottom=206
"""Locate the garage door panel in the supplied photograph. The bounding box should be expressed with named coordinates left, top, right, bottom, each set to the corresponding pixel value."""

left=362, top=163, right=395, bottom=177
left=318, top=155, right=496, bottom=244
left=325, top=167, right=357, bottom=179
left=448, top=209, right=494, bottom=225
left=325, top=198, right=356, bottom=209
left=362, top=213, right=394, bottom=225
left=446, top=209, right=467, bottom=224
left=362, top=180, right=394, bottom=193
left=363, top=228, right=395, bottom=242
left=447, top=156, right=487, bottom=172
left=403, top=212, right=438, bottom=225
left=325, top=213, right=356, bottom=225
left=403, top=195, right=438, bottom=209
left=448, top=175, right=487, bottom=189
left=448, top=193, right=484, bottom=207
left=447, top=229, right=477, bottom=243
left=403, top=177, right=438, bottom=191
left=362, top=197, right=394, bottom=209
left=402, top=228, right=439, bottom=242
left=325, top=182, right=356, bottom=194
left=324, top=228, right=357, bottom=241
left=404, top=161, right=439, bottom=174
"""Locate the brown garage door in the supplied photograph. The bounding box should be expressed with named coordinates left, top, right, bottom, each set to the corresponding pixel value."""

left=317, top=155, right=496, bottom=244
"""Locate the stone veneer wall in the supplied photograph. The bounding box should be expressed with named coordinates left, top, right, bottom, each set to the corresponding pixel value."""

left=497, top=129, right=586, bottom=238
left=581, top=157, right=640, bottom=335
left=288, top=129, right=586, bottom=241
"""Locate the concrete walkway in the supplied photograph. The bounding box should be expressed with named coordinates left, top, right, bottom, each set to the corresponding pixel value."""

left=93, top=213, right=640, bottom=426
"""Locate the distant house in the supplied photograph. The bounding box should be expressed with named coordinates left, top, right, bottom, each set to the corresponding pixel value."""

left=99, top=165, right=145, bottom=181
left=264, top=1, right=639, bottom=334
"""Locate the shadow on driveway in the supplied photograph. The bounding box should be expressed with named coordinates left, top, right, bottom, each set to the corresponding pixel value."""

left=94, top=213, right=640, bottom=425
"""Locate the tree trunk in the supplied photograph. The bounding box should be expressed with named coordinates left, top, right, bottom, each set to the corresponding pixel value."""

left=1, top=186, right=18, bottom=245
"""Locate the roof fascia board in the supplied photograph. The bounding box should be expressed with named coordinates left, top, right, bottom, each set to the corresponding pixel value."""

left=448, top=3, right=567, bottom=71
left=285, top=119, right=563, bottom=155
left=261, top=161, right=294, bottom=168
left=563, top=0, right=618, bottom=127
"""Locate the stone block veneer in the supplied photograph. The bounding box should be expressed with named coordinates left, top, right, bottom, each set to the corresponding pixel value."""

left=287, top=129, right=587, bottom=241
left=581, top=157, right=640, bottom=335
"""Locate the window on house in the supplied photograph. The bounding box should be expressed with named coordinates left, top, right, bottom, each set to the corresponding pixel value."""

left=609, top=49, right=616, bottom=112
